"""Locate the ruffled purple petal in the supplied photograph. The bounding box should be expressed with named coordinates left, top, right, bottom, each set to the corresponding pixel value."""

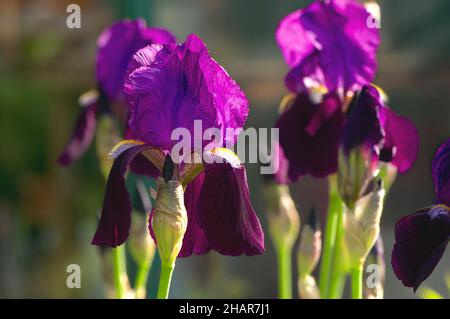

left=276, top=92, right=344, bottom=181
left=197, top=162, right=264, bottom=256
left=392, top=205, right=450, bottom=291
left=178, top=172, right=211, bottom=257
left=432, top=138, right=450, bottom=206
left=96, top=19, right=175, bottom=101
left=124, top=34, right=248, bottom=151
left=58, top=99, right=97, bottom=166
left=92, top=143, right=154, bottom=247
left=341, top=86, right=384, bottom=154
left=380, top=107, right=419, bottom=173
left=276, top=0, right=380, bottom=92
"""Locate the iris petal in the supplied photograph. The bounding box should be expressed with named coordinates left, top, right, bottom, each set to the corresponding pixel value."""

left=96, top=19, right=175, bottom=101
left=432, top=138, right=450, bottom=206
left=124, top=34, right=248, bottom=150
left=276, top=0, right=380, bottom=92
left=276, top=92, right=344, bottom=181
left=380, top=107, right=419, bottom=173
left=92, top=143, right=155, bottom=247
left=58, top=98, right=97, bottom=166
left=391, top=205, right=450, bottom=291
left=196, top=159, right=264, bottom=256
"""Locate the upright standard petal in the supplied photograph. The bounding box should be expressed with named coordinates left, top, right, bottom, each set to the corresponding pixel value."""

left=196, top=152, right=264, bottom=256
left=92, top=143, right=154, bottom=247
left=58, top=97, right=97, bottom=166
left=96, top=19, right=175, bottom=101
left=392, top=206, right=450, bottom=291
left=276, top=92, right=344, bottom=181
left=276, top=0, right=380, bottom=92
left=432, top=138, right=450, bottom=206
left=124, top=34, right=248, bottom=151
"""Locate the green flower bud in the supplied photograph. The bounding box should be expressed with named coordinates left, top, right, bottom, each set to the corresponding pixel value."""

left=152, top=178, right=188, bottom=267
left=298, top=275, right=320, bottom=299
left=338, top=148, right=375, bottom=209
left=343, top=179, right=385, bottom=267
left=297, top=212, right=321, bottom=279
left=129, top=212, right=156, bottom=267
left=262, top=182, right=300, bottom=249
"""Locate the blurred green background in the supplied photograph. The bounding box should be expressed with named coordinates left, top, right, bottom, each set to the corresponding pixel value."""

left=0, top=0, right=449, bottom=298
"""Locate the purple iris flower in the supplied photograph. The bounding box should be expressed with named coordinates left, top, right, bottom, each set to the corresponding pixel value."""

left=58, top=19, right=175, bottom=166
left=91, top=34, right=264, bottom=257
left=276, top=85, right=418, bottom=183
left=392, top=139, right=450, bottom=291
left=276, top=0, right=380, bottom=93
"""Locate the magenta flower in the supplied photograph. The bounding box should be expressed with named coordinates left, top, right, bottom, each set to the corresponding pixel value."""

left=92, top=34, right=264, bottom=257
left=58, top=19, right=175, bottom=166
left=276, top=85, right=419, bottom=183
left=276, top=0, right=380, bottom=93
left=392, top=139, right=450, bottom=291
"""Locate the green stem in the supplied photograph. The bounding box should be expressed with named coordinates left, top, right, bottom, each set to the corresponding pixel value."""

left=328, top=200, right=346, bottom=299
left=351, top=263, right=363, bottom=299
left=157, top=264, right=175, bottom=299
left=134, top=257, right=152, bottom=299
left=112, top=245, right=128, bottom=299
left=276, top=244, right=292, bottom=299
left=319, top=175, right=339, bottom=298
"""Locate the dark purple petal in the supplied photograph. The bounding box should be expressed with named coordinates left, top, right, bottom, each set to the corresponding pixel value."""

left=178, top=172, right=211, bottom=257
left=392, top=205, right=450, bottom=291
left=380, top=107, right=419, bottom=173
left=197, top=162, right=264, bottom=256
left=92, top=143, right=154, bottom=247
left=129, top=153, right=161, bottom=178
left=124, top=34, right=248, bottom=151
left=432, top=138, right=450, bottom=206
left=58, top=99, right=97, bottom=166
left=341, top=86, right=384, bottom=154
left=276, top=92, right=344, bottom=181
left=96, top=19, right=175, bottom=101
left=276, top=0, right=380, bottom=92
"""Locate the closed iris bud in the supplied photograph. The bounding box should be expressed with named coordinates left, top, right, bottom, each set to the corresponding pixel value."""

left=129, top=212, right=156, bottom=267
left=343, top=178, right=385, bottom=267
left=298, top=275, right=321, bottom=299
left=262, top=181, right=300, bottom=249
left=152, top=178, right=188, bottom=267
left=297, top=211, right=321, bottom=279
left=363, top=236, right=385, bottom=299
left=337, top=147, right=375, bottom=209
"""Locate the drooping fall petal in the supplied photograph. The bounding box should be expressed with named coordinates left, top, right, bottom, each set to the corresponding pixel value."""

left=392, top=206, right=450, bottom=291
left=276, top=92, right=344, bottom=181
left=92, top=143, right=155, bottom=247
left=432, top=138, right=450, bottom=206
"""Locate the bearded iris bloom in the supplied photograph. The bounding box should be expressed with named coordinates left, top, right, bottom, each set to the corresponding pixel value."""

left=274, top=0, right=384, bottom=183
left=392, top=139, right=450, bottom=291
left=91, top=34, right=265, bottom=257
left=58, top=19, right=175, bottom=165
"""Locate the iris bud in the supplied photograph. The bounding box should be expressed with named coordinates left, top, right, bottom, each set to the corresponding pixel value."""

left=298, top=275, right=321, bottom=299
left=343, top=179, right=385, bottom=267
left=152, top=178, right=188, bottom=267
left=297, top=212, right=321, bottom=279
left=262, top=182, right=300, bottom=249
left=338, top=147, right=376, bottom=209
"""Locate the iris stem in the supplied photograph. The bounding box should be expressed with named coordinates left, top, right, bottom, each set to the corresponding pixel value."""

left=328, top=199, right=346, bottom=299
left=351, top=263, right=363, bottom=299
left=157, top=264, right=175, bottom=299
left=134, top=257, right=152, bottom=299
left=276, top=243, right=292, bottom=299
left=319, top=174, right=339, bottom=298
left=112, top=245, right=128, bottom=299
